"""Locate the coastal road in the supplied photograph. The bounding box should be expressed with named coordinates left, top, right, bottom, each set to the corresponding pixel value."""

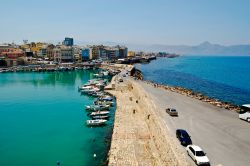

left=137, top=80, right=250, bottom=166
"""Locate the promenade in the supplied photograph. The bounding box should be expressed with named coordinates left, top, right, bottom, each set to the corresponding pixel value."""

left=105, top=66, right=250, bottom=166
left=138, top=80, right=250, bottom=166
left=106, top=75, right=190, bottom=166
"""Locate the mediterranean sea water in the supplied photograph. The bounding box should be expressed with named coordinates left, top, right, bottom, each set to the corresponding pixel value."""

left=0, top=70, right=114, bottom=166
left=136, top=56, right=250, bottom=105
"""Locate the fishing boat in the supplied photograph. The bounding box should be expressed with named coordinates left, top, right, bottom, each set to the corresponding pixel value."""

left=89, top=111, right=110, bottom=116
left=78, top=85, right=94, bottom=90
left=91, top=92, right=105, bottom=97
left=86, top=119, right=107, bottom=126
left=94, top=100, right=114, bottom=106
left=92, top=115, right=109, bottom=120
left=85, top=105, right=110, bottom=111
left=93, top=73, right=104, bottom=78
left=81, top=87, right=100, bottom=94
left=99, top=95, right=113, bottom=101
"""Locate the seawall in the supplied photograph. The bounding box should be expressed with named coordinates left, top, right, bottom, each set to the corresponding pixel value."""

left=106, top=75, right=190, bottom=165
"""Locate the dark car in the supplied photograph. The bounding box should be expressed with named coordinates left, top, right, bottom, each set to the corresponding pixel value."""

left=166, top=108, right=178, bottom=116
left=176, top=129, right=192, bottom=146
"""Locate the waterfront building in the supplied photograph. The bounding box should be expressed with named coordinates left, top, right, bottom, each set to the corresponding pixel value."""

left=30, top=42, right=47, bottom=56
left=0, top=44, right=12, bottom=54
left=117, top=45, right=128, bottom=58
left=0, top=48, right=25, bottom=67
left=0, top=48, right=24, bottom=59
left=61, top=46, right=74, bottom=62
left=38, top=45, right=47, bottom=57
left=53, top=47, right=61, bottom=63
left=46, top=44, right=55, bottom=60
left=63, top=37, right=74, bottom=46
left=81, top=48, right=92, bottom=61
left=90, top=46, right=100, bottom=59
left=97, top=45, right=107, bottom=59
left=73, top=46, right=82, bottom=62
left=128, top=51, right=135, bottom=57
left=105, top=47, right=119, bottom=59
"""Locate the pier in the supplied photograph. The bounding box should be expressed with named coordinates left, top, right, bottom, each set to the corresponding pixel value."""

left=105, top=73, right=189, bottom=165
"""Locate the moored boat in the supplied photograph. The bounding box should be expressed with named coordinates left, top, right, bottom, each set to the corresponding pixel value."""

left=89, top=111, right=110, bottom=116
left=85, top=104, right=110, bottom=111
left=91, top=115, right=109, bottom=119
left=99, top=95, right=113, bottom=101
left=94, top=100, right=114, bottom=106
left=86, top=119, right=107, bottom=126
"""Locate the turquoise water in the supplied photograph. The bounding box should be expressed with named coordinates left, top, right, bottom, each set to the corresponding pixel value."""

left=136, top=56, right=250, bottom=105
left=0, top=70, right=114, bottom=166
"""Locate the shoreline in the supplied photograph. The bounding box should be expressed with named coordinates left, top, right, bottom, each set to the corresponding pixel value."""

left=132, top=68, right=241, bottom=113
left=141, top=79, right=241, bottom=112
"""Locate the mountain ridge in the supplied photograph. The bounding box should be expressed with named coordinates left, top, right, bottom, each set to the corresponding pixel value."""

left=75, top=40, right=250, bottom=55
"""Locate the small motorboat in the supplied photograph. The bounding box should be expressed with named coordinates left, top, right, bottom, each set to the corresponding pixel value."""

left=86, top=119, right=107, bottom=126
left=94, top=100, right=114, bottom=106
left=89, top=111, right=110, bottom=116
left=92, top=115, right=109, bottom=120
left=85, top=105, right=110, bottom=111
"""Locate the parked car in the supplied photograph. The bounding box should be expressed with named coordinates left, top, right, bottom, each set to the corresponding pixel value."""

left=176, top=129, right=192, bottom=146
left=166, top=108, right=178, bottom=116
left=186, top=145, right=210, bottom=166
left=239, top=104, right=250, bottom=122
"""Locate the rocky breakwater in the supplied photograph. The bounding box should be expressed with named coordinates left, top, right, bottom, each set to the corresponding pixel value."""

left=142, top=80, right=241, bottom=112
left=131, top=67, right=241, bottom=112
left=105, top=76, right=190, bottom=165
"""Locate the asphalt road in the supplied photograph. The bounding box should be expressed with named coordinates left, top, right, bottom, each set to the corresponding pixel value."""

left=138, top=80, right=250, bottom=166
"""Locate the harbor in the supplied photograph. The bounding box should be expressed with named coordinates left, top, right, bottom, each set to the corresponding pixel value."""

left=0, top=69, right=116, bottom=166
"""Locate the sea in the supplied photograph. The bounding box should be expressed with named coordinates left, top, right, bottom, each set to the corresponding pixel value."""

left=136, top=56, right=250, bottom=105
left=0, top=70, right=115, bottom=166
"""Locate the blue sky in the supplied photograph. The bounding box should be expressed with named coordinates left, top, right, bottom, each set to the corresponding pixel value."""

left=1, top=0, right=250, bottom=45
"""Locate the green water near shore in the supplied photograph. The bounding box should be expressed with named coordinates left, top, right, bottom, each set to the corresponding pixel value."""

left=0, top=70, right=114, bottom=166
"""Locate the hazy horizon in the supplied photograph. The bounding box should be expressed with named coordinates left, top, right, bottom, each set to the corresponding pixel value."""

left=1, top=0, right=250, bottom=46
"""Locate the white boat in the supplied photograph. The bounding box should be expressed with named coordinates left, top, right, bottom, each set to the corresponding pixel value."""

left=89, top=111, right=110, bottom=116
left=93, top=73, right=104, bottom=78
left=78, top=85, right=93, bottom=90
left=92, top=115, right=109, bottom=119
left=85, top=105, right=110, bottom=111
left=99, top=95, right=113, bottom=101
left=94, top=100, right=114, bottom=106
left=86, top=119, right=107, bottom=126
left=102, top=71, right=109, bottom=76
left=81, top=87, right=100, bottom=94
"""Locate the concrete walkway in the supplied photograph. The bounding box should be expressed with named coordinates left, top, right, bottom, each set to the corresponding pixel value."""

left=138, top=80, right=250, bottom=166
left=107, top=77, right=190, bottom=166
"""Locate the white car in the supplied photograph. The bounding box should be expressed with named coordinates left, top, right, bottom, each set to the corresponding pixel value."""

left=186, top=145, right=210, bottom=165
left=239, top=104, right=250, bottom=122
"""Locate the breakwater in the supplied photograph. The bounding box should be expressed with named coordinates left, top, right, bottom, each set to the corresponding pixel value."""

left=141, top=80, right=241, bottom=112
left=106, top=74, right=190, bottom=165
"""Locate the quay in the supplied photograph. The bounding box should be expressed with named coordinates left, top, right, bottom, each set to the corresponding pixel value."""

left=104, top=64, right=250, bottom=166
left=0, top=62, right=101, bottom=73
left=105, top=65, right=190, bottom=166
